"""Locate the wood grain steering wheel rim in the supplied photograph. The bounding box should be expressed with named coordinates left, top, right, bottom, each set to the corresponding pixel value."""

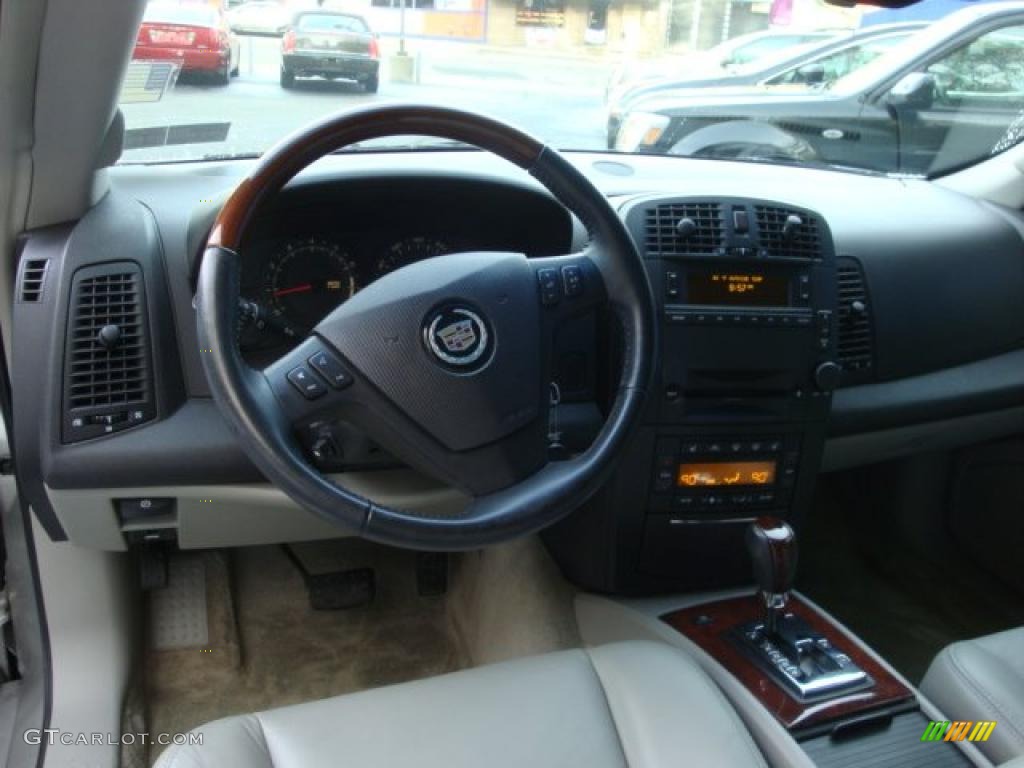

left=197, top=104, right=656, bottom=550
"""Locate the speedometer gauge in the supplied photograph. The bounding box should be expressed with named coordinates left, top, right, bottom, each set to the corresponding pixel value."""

left=376, top=236, right=450, bottom=277
left=263, top=238, right=357, bottom=335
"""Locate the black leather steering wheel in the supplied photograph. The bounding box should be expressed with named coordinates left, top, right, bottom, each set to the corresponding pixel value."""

left=197, top=105, right=655, bottom=550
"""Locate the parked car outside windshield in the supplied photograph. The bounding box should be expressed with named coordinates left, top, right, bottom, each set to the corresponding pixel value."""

left=118, top=0, right=1024, bottom=178
left=606, top=23, right=925, bottom=148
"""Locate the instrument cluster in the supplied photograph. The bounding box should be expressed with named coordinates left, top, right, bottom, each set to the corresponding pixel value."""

left=238, top=233, right=453, bottom=364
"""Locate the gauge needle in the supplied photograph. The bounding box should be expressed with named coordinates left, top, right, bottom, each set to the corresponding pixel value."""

left=273, top=283, right=313, bottom=297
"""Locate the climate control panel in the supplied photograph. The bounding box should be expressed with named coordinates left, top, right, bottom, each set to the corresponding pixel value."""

left=649, top=434, right=801, bottom=516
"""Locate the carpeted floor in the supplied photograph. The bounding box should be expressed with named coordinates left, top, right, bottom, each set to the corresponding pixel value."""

left=144, top=541, right=467, bottom=764
left=143, top=536, right=581, bottom=766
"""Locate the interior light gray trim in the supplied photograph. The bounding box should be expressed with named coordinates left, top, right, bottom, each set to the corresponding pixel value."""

left=576, top=590, right=815, bottom=768
left=30, top=517, right=136, bottom=768
left=576, top=591, right=995, bottom=768
left=0, top=483, right=48, bottom=768
left=45, top=470, right=469, bottom=551
left=27, top=0, right=145, bottom=227
left=823, top=406, right=1024, bottom=472
left=0, top=0, right=49, bottom=353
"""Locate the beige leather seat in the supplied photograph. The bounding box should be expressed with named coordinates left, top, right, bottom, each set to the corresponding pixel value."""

left=921, top=627, right=1024, bottom=764
left=156, top=641, right=766, bottom=768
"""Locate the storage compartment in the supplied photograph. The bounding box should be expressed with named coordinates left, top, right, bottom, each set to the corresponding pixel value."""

left=639, top=516, right=752, bottom=589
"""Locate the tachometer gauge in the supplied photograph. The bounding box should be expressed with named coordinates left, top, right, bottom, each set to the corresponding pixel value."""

left=263, top=238, right=357, bottom=335
left=376, top=236, right=450, bottom=277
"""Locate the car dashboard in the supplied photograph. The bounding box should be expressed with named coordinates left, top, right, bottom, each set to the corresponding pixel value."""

left=225, top=178, right=574, bottom=365
left=10, top=150, right=1024, bottom=594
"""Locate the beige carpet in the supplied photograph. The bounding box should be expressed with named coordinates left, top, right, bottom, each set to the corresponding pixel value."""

left=144, top=536, right=581, bottom=766
left=145, top=541, right=466, bottom=764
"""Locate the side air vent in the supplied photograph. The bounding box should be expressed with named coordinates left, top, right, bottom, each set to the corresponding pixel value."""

left=19, top=259, right=49, bottom=302
left=836, top=257, right=874, bottom=382
left=754, top=205, right=822, bottom=259
left=63, top=263, right=155, bottom=442
left=644, top=202, right=725, bottom=256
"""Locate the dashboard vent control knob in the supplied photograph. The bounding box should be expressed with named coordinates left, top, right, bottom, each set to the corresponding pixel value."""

left=676, top=217, right=698, bottom=239
left=782, top=214, right=803, bottom=240
left=97, top=324, right=122, bottom=351
left=814, top=361, right=842, bottom=392
left=850, top=299, right=867, bottom=315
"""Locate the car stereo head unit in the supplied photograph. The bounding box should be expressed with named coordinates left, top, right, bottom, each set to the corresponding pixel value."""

left=685, top=269, right=790, bottom=308
left=666, top=264, right=812, bottom=311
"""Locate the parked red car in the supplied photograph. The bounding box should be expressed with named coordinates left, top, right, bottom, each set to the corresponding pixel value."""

left=133, top=2, right=240, bottom=84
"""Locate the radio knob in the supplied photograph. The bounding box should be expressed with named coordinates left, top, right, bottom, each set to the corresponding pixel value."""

left=814, top=361, right=842, bottom=392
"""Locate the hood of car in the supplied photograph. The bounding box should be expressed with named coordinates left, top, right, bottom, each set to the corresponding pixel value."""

left=630, top=84, right=833, bottom=116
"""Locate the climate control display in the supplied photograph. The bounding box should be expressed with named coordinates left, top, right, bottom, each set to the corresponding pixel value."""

left=676, top=460, right=776, bottom=488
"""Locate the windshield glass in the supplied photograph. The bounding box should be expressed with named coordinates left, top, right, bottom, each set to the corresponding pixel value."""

left=144, top=3, right=219, bottom=25
left=121, top=0, right=1024, bottom=177
left=295, top=12, right=370, bottom=32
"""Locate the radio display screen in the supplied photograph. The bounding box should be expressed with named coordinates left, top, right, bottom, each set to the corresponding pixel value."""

left=676, top=461, right=777, bottom=488
left=687, top=270, right=789, bottom=307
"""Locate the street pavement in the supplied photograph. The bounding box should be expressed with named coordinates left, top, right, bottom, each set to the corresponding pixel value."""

left=120, top=35, right=615, bottom=163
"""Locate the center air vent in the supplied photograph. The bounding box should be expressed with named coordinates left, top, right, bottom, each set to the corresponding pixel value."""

left=836, top=257, right=874, bottom=383
left=644, top=202, right=724, bottom=256
left=63, top=263, right=154, bottom=442
left=754, top=205, right=822, bottom=260
left=18, top=259, right=49, bottom=302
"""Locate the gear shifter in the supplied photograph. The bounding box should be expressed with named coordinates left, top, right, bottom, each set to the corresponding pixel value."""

left=734, top=517, right=871, bottom=701
left=745, top=516, right=798, bottom=635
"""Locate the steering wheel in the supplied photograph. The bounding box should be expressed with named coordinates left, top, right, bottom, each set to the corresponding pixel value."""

left=197, top=105, right=655, bottom=551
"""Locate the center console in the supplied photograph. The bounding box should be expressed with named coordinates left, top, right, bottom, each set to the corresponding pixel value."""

left=576, top=519, right=977, bottom=768
left=546, top=195, right=840, bottom=593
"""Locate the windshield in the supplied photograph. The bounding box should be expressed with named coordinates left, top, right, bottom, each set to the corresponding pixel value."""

left=144, top=3, right=219, bottom=26
left=295, top=13, right=370, bottom=32
left=121, top=0, right=1024, bottom=177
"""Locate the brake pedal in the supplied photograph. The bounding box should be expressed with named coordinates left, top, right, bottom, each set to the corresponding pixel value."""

left=282, top=545, right=375, bottom=610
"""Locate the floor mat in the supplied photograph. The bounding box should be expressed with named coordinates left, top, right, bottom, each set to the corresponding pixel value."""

left=798, top=489, right=1024, bottom=684
left=145, top=542, right=466, bottom=765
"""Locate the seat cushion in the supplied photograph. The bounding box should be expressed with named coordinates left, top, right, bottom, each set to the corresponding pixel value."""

left=921, top=627, right=1024, bottom=764
left=156, top=641, right=767, bottom=768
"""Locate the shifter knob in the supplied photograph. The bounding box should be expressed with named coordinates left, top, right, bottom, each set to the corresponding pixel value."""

left=746, top=517, right=798, bottom=597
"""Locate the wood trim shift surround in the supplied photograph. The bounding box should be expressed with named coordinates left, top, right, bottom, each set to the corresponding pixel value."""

left=662, top=594, right=915, bottom=732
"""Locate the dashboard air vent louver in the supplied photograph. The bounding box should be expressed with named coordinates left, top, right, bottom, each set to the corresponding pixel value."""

left=754, top=205, right=822, bottom=259
left=836, top=257, right=874, bottom=380
left=19, top=259, right=49, bottom=302
left=64, top=263, right=152, bottom=423
left=644, top=202, right=724, bottom=256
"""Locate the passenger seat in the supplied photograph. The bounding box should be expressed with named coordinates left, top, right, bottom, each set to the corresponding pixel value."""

left=921, top=627, right=1024, bottom=764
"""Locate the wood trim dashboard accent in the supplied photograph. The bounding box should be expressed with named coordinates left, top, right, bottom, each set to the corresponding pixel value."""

left=662, top=594, right=915, bottom=733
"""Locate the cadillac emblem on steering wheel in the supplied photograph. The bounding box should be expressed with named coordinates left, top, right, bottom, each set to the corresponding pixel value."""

left=424, top=306, right=493, bottom=372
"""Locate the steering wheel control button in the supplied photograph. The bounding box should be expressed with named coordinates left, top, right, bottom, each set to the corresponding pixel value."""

left=308, top=350, right=352, bottom=390
left=423, top=306, right=492, bottom=373
left=287, top=365, right=327, bottom=399
left=561, top=265, right=584, bottom=297
left=537, top=268, right=560, bottom=305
